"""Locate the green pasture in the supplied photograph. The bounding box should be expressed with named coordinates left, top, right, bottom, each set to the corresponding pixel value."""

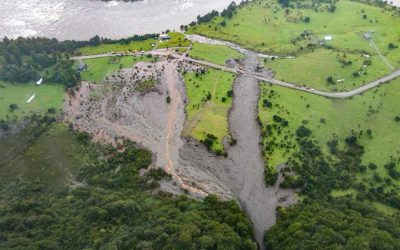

left=258, top=78, right=400, bottom=183
left=188, top=0, right=400, bottom=64
left=0, top=81, right=64, bottom=121
left=264, top=48, right=389, bottom=91
left=189, top=43, right=244, bottom=65
left=156, top=32, right=191, bottom=49
left=183, top=69, right=235, bottom=153
left=78, top=39, right=156, bottom=55
left=78, top=32, right=190, bottom=55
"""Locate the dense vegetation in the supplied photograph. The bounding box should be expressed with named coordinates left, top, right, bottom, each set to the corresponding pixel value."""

left=266, top=198, right=400, bottom=249
left=258, top=82, right=400, bottom=249
left=0, top=122, right=256, bottom=249
left=0, top=37, right=85, bottom=87
left=264, top=131, right=400, bottom=249
left=0, top=33, right=161, bottom=87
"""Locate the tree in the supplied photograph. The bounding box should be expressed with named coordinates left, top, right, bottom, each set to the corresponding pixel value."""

left=89, top=35, right=101, bottom=46
left=304, top=16, right=311, bottom=23
left=296, top=125, right=311, bottom=137
left=388, top=43, right=398, bottom=50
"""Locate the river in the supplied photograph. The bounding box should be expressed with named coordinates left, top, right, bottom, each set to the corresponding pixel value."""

left=1, top=0, right=399, bottom=40
left=0, top=0, right=237, bottom=40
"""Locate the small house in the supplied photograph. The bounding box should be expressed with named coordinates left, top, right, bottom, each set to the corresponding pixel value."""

left=364, top=32, right=372, bottom=40
left=159, top=34, right=170, bottom=40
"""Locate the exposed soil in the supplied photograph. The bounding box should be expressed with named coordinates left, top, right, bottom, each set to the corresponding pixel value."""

left=64, top=60, right=232, bottom=198
left=64, top=47, right=297, bottom=249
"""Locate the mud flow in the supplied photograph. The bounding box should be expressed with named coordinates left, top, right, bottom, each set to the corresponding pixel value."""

left=64, top=52, right=296, bottom=249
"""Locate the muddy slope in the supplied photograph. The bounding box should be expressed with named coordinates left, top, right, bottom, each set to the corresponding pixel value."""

left=64, top=61, right=232, bottom=197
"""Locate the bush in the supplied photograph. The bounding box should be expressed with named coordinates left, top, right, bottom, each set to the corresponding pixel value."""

left=296, top=126, right=312, bottom=138
left=9, top=104, right=18, bottom=111
left=263, top=99, right=272, bottom=108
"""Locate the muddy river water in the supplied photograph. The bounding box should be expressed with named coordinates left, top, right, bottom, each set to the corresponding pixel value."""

left=0, top=0, right=238, bottom=40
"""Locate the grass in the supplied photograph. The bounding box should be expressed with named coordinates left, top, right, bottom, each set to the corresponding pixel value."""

left=78, top=39, right=156, bottom=55
left=183, top=69, right=235, bottom=153
left=189, top=0, right=400, bottom=61
left=0, top=123, right=92, bottom=190
left=78, top=32, right=190, bottom=55
left=0, top=81, right=64, bottom=121
left=156, top=32, right=191, bottom=49
left=264, top=48, right=389, bottom=91
left=188, top=0, right=400, bottom=91
left=188, top=43, right=244, bottom=65
left=79, top=56, right=153, bottom=83
left=258, top=78, right=400, bottom=184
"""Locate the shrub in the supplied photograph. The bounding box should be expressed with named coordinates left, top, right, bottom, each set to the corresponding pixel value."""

left=296, top=126, right=312, bottom=138
left=9, top=104, right=18, bottom=111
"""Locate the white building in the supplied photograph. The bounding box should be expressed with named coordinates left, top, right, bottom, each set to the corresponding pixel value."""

left=159, top=34, right=170, bottom=40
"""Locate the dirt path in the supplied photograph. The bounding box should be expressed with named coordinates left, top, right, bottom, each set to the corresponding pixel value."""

left=368, top=38, right=394, bottom=71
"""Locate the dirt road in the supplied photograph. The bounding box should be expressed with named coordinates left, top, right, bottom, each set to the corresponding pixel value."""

left=72, top=48, right=400, bottom=99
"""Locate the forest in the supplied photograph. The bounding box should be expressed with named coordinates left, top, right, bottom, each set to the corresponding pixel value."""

left=263, top=122, right=400, bottom=249
left=0, top=121, right=257, bottom=249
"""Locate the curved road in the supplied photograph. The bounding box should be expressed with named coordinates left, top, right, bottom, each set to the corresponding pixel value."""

left=72, top=50, right=400, bottom=99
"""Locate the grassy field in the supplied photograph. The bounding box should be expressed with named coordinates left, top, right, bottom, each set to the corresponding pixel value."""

left=0, top=123, right=92, bottom=190
left=156, top=32, right=191, bottom=49
left=78, top=39, right=156, bottom=55
left=183, top=69, right=235, bottom=154
left=79, top=55, right=153, bottom=83
left=264, top=48, right=389, bottom=91
left=188, top=0, right=400, bottom=91
left=0, top=81, right=64, bottom=121
left=189, top=0, right=400, bottom=61
left=78, top=32, right=189, bottom=55
left=188, top=43, right=244, bottom=65
left=258, top=78, right=400, bottom=183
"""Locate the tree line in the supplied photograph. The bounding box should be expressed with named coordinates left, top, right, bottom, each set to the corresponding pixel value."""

left=0, top=33, right=159, bottom=87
